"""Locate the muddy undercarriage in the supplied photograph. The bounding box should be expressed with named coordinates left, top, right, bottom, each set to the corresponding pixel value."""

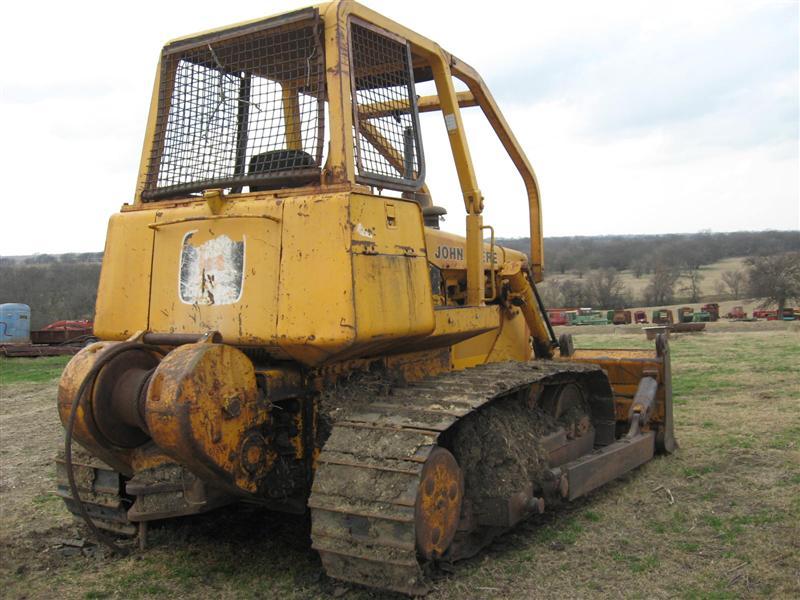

left=58, top=358, right=669, bottom=595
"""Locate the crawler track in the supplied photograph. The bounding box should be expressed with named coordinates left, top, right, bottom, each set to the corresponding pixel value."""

left=309, top=360, right=614, bottom=595
left=55, top=447, right=135, bottom=536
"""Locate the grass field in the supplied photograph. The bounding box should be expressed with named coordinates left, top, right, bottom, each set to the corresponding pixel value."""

left=1, top=327, right=798, bottom=599
left=0, top=355, right=72, bottom=384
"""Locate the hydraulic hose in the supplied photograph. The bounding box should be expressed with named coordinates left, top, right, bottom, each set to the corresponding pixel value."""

left=64, top=341, right=163, bottom=555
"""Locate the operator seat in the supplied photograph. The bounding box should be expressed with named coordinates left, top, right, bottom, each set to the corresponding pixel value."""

left=248, top=149, right=320, bottom=191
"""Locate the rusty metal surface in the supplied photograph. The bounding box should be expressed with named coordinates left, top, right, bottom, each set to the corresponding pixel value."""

left=562, top=431, right=656, bottom=501
left=628, top=376, right=659, bottom=431
left=145, top=342, right=271, bottom=496
left=126, top=462, right=236, bottom=522
left=92, top=349, right=158, bottom=448
left=654, top=333, right=677, bottom=453
left=566, top=334, right=675, bottom=454
left=30, top=328, right=93, bottom=345
left=670, top=322, right=706, bottom=333
left=57, top=342, right=138, bottom=476
left=54, top=448, right=136, bottom=536
left=645, top=322, right=705, bottom=340
left=414, top=447, right=463, bottom=560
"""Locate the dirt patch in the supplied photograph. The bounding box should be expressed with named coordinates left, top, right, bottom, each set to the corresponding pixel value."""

left=0, top=381, right=71, bottom=536
left=0, top=380, right=84, bottom=590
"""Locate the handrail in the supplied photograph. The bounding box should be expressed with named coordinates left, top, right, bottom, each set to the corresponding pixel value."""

left=448, top=56, right=544, bottom=283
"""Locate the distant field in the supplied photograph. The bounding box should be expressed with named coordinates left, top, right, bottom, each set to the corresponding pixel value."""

left=1, top=327, right=798, bottom=599
left=544, top=256, right=750, bottom=308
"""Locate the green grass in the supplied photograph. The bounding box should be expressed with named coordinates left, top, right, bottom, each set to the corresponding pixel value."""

left=32, top=492, right=60, bottom=505
left=582, top=510, right=602, bottom=522
left=612, top=551, right=660, bottom=573
left=0, top=355, right=71, bottom=385
left=767, top=425, right=800, bottom=449
left=528, top=516, right=585, bottom=547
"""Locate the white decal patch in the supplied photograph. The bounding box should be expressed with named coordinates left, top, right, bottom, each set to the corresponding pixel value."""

left=443, top=113, right=457, bottom=132
left=355, top=223, right=375, bottom=239
left=179, top=232, right=245, bottom=305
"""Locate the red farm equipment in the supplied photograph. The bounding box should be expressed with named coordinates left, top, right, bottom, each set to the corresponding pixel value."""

left=546, top=309, right=569, bottom=326
left=725, top=306, right=747, bottom=320
left=701, top=303, right=720, bottom=321
left=30, top=320, right=94, bottom=345
left=1, top=320, right=95, bottom=357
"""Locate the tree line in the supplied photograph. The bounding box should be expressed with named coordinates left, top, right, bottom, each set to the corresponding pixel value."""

left=1, top=231, right=798, bottom=329
left=537, top=253, right=800, bottom=310
left=498, top=230, right=800, bottom=309
left=499, top=230, right=800, bottom=276
left=0, top=262, right=101, bottom=329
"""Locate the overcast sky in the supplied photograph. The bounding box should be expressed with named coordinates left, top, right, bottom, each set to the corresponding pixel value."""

left=1, top=0, right=797, bottom=255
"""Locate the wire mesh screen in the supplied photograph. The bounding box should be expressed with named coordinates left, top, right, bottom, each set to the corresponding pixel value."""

left=142, top=15, right=325, bottom=200
left=350, top=21, right=424, bottom=191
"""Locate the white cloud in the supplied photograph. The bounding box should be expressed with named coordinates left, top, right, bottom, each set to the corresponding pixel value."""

left=0, top=0, right=797, bottom=255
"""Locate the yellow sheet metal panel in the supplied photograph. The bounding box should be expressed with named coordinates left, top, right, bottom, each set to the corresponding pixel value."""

left=350, top=194, right=434, bottom=342
left=451, top=308, right=531, bottom=369
left=484, top=309, right=531, bottom=363
left=349, top=195, right=426, bottom=256
left=352, top=254, right=434, bottom=340
left=147, top=199, right=283, bottom=345
left=426, top=305, right=499, bottom=350
left=94, top=211, right=156, bottom=340
left=277, top=193, right=355, bottom=364
left=501, top=262, right=552, bottom=358
left=278, top=193, right=434, bottom=365
left=425, top=229, right=526, bottom=271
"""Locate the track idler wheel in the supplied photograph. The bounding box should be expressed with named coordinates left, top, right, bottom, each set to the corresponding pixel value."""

left=415, top=447, right=463, bottom=560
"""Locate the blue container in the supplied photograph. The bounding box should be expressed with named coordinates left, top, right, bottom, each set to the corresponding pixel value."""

left=0, top=303, right=31, bottom=344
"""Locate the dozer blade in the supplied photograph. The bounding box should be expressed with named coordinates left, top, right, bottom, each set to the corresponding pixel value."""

left=562, top=332, right=676, bottom=454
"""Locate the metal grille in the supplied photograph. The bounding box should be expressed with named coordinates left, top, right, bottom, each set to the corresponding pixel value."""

left=143, top=15, right=325, bottom=200
left=350, top=21, right=425, bottom=191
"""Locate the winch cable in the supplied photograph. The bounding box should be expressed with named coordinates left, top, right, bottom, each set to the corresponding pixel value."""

left=64, top=341, right=163, bottom=555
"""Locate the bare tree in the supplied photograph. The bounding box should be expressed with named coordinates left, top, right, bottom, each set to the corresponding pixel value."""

left=538, top=280, right=563, bottom=309
left=586, top=268, right=628, bottom=308
left=720, top=269, right=746, bottom=299
left=558, top=279, right=593, bottom=307
left=746, top=252, right=800, bottom=312
left=644, top=265, right=680, bottom=306
left=680, top=268, right=704, bottom=303
left=631, top=258, right=648, bottom=279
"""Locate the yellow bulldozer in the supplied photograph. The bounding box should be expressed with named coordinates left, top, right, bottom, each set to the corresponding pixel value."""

left=56, top=2, right=675, bottom=594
